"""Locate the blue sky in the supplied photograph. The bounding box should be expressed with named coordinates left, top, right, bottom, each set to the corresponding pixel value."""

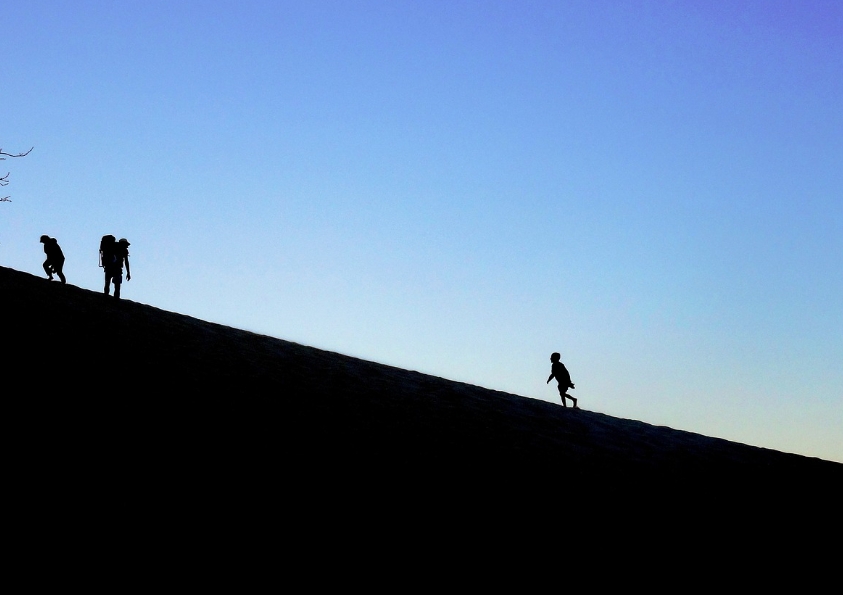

left=3, top=1, right=841, bottom=463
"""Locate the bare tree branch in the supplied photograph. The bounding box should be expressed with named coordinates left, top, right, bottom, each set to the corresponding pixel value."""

left=0, top=147, right=34, bottom=159
left=0, top=146, right=33, bottom=202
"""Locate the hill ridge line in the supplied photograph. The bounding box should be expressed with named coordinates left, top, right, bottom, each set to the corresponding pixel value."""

left=3, top=264, right=840, bottom=481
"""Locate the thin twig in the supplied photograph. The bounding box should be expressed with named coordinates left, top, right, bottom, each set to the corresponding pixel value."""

left=0, top=147, right=34, bottom=159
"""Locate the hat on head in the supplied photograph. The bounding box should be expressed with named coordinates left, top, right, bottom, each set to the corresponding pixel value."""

left=118, top=238, right=130, bottom=246
left=40, top=235, right=49, bottom=243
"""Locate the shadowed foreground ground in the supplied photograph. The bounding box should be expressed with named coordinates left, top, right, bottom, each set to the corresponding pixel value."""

left=3, top=265, right=840, bottom=527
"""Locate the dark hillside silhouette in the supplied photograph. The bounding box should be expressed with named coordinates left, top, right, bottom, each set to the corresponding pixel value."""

left=3, top=264, right=839, bottom=530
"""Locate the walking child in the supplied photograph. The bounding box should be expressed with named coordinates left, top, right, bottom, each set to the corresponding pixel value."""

left=547, top=352, right=577, bottom=408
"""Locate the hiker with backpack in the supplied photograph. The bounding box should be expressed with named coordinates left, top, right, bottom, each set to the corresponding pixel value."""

left=100, top=235, right=131, bottom=299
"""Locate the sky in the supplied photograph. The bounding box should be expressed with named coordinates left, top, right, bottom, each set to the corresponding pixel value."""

left=3, top=0, right=841, bottom=463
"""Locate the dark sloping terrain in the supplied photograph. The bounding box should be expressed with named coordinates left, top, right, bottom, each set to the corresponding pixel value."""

left=3, top=265, right=840, bottom=522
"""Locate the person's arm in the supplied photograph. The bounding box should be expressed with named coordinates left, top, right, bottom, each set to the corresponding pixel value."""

left=547, top=372, right=554, bottom=384
left=125, top=255, right=131, bottom=281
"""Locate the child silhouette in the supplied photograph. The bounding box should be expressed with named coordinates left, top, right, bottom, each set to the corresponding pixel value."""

left=547, top=352, right=577, bottom=408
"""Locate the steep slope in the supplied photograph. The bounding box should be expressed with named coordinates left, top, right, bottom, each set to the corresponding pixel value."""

left=3, top=265, right=839, bottom=499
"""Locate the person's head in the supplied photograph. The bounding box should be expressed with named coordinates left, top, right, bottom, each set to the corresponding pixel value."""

left=550, top=352, right=560, bottom=362
left=118, top=238, right=130, bottom=247
left=40, top=235, right=49, bottom=243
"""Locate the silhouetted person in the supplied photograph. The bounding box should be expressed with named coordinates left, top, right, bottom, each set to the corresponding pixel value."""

left=101, top=236, right=131, bottom=299
left=547, top=352, right=577, bottom=408
left=39, top=235, right=66, bottom=284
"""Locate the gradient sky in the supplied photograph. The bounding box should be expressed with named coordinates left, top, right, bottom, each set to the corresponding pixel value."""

left=3, top=1, right=841, bottom=463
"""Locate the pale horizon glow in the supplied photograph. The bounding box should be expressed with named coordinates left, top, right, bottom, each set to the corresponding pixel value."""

left=3, top=1, right=841, bottom=463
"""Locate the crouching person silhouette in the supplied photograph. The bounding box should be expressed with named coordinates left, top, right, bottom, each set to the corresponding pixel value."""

left=547, top=352, right=577, bottom=408
left=100, top=235, right=131, bottom=299
left=40, top=235, right=66, bottom=284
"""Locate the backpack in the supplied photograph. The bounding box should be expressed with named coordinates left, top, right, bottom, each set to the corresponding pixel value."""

left=99, top=235, right=116, bottom=268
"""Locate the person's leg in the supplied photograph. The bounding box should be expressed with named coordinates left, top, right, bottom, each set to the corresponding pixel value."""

left=43, top=259, right=53, bottom=280
left=55, top=259, right=66, bottom=284
left=104, top=272, right=111, bottom=295
left=558, top=385, right=567, bottom=407
left=114, top=279, right=121, bottom=299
